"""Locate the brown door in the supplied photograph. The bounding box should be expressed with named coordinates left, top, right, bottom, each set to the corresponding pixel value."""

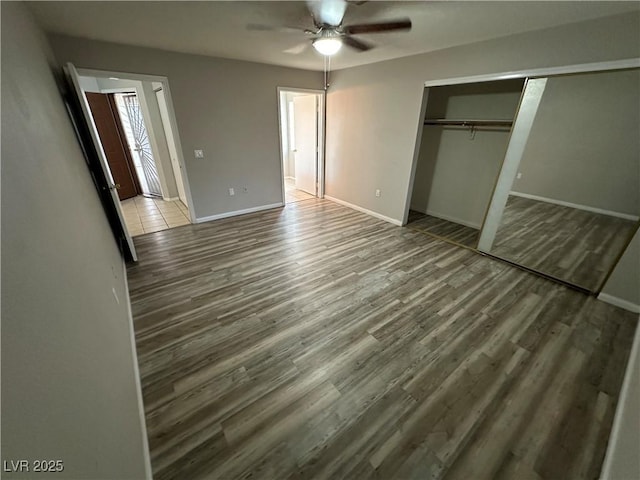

left=85, top=92, right=141, bottom=200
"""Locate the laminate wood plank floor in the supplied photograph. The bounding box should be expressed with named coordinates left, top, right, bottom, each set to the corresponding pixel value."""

left=127, top=198, right=637, bottom=480
left=407, top=210, right=479, bottom=247
left=491, top=195, right=638, bottom=291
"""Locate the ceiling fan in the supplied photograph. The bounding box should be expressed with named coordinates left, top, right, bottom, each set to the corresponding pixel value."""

left=249, top=0, right=412, bottom=56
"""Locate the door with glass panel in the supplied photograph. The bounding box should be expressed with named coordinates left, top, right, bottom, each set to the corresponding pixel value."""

left=116, top=94, right=163, bottom=196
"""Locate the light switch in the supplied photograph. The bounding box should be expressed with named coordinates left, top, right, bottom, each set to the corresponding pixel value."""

left=194, top=149, right=204, bottom=159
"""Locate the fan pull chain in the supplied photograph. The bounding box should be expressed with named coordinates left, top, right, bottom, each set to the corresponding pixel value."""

left=323, top=55, right=332, bottom=90
left=324, top=55, right=328, bottom=90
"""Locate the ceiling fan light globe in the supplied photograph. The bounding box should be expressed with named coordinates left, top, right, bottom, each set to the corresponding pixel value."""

left=313, top=38, right=342, bottom=56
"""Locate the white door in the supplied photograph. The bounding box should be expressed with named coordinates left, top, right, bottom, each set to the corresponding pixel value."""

left=155, top=88, right=188, bottom=206
left=65, top=62, right=137, bottom=261
left=293, top=95, right=317, bottom=196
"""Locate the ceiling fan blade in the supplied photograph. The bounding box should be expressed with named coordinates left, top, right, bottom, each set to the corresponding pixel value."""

left=343, top=18, right=412, bottom=35
left=283, top=42, right=310, bottom=55
left=342, top=35, right=373, bottom=52
left=247, top=24, right=308, bottom=34
left=306, top=0, right=347, bottom=26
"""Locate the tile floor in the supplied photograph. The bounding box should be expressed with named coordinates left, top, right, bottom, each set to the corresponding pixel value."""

left=121, top=195, right=190, bottom=237
left=285, top=178, right=315, bottom=203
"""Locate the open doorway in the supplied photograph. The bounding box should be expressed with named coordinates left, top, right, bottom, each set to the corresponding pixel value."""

left=278, top=88, right=325, bottom=204
left=77, top=70, right=194, bottom=236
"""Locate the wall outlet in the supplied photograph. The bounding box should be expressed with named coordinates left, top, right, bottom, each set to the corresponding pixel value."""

left=375, top=189, right=381, bottom=197
left=516, top=172, right=522, bottom=179
left=194, top=149, right=204, bottom=159
left=229, top=188, right=235, bottom=196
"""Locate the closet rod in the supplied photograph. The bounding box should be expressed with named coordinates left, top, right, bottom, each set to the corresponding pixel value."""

left=424, top=119, right=513, bottom=127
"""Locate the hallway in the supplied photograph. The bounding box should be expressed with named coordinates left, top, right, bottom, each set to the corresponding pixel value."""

left=121, top=195, right=190, bottom=236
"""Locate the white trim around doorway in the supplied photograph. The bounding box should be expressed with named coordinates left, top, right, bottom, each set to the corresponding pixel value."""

left=76, top=67, right=196, bottom=224
left=277, top=87, right=326, bottom=205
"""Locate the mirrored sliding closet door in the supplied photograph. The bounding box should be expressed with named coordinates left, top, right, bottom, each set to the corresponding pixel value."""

left=478, top=68, right=640, bottom=292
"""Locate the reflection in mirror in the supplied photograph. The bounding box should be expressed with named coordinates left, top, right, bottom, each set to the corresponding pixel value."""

left=487, top=68, right=640, bottom=291
left=407, top=79, right=525, bottom=247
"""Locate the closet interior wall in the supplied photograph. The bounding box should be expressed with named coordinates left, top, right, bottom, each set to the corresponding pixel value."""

left=409, top=79, right=525, bottom=245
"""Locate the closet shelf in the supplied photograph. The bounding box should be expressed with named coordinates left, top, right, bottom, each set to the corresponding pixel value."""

left=424, top=119, right=513, bottom=127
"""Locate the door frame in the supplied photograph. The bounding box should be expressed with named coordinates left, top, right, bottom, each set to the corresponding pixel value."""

left=65, top=62, right=138, bottom=261
left=77, top=67, right=196, bottom=224
left=277, top=87, right=326, bottom=204
left=154, top=85, right=189, bottom=206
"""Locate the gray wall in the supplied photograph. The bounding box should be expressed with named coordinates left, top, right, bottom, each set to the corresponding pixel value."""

left=325, top=11, right=640, bottom=224
left=512, top=69, right=640, bottom=216
left=1, top=3, right=150, bottom=479
left=48, top=34, right=322, bottom=219
left=411, top=81, right=523, bottom=228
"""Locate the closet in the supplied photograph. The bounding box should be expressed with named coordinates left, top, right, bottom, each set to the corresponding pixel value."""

left=408, top=79, right=525, bottom=247
left=406, top=67, right=640, bottom=294
left=479, top=69, right=640, bottom=292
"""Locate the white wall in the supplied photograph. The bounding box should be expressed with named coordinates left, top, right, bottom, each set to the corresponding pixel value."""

left=280, top=91, right=313, bottom=179
left=512, top=69, right=640, bottom=216
left=411, top=80, right=523, bottom=228
left=1, top=2, right=150, bottom=478
left=48, top=34, right=323, bottom=220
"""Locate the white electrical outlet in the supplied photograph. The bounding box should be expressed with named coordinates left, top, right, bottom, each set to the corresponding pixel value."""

left=229, top=188, right=235, bottom=196
left=516, top=172, right=522, bottom=179
left=375, top=189, right=381, bottom=197
left=194, top=149, right=204, bottom=159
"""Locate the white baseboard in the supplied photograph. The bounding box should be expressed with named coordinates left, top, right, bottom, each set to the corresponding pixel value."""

left=324, top=195, right=403, bottom=226
left=510, top=191, right=639, bottom=221
left=195, top=203, right=283, bottom=223
left=121, top=262, right=153, bottom=480
left=597, top=292, right=640, bottom=314
left=600, top=314, right=640, bottom=479
left=162, top=196, right=179, bottom=202
left=412, top=207, right=480, bottom=230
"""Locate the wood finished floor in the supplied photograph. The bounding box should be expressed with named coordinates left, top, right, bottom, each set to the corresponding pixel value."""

left=492, top=196, right=638, bottom=292
left=127, top=198, right=637, bottom=480
left=407, top=210, right=479, bottom=248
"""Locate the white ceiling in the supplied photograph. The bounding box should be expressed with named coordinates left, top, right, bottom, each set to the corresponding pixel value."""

left=29, top=1, right=640, bottom=71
